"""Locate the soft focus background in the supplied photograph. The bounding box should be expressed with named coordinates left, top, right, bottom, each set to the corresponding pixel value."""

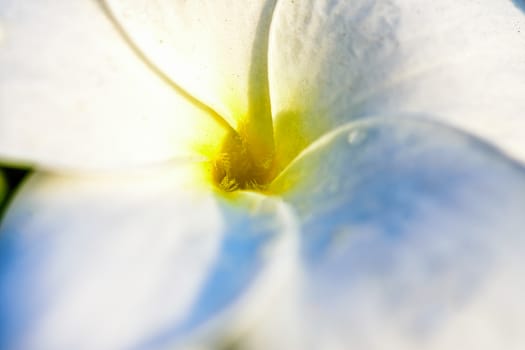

left=0, top=166, right=30, bottom=220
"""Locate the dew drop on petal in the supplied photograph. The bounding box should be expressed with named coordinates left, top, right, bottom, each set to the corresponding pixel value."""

left=347, top=130, right=365, bottom=145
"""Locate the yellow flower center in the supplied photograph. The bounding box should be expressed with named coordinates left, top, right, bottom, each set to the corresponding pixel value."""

left=211, top=131, right=273, bottom=192
left=205, top=107, right=311, bottom=194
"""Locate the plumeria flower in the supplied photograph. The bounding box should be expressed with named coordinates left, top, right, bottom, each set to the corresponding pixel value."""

left=1, top=0, right=525, bottom=349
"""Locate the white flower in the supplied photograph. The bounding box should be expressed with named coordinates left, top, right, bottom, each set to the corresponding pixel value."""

left=1, top=0, right=525, bottom=349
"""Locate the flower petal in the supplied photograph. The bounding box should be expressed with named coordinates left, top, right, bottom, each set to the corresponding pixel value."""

left=105, top=0, right=276, bottom=133
left=0, top=0, right=227, bottom=171
left=269, top=0, right=525, bottom=167
left=255, top=117, right=525, bottom=349
left=0, top=165, right=297, bottom=349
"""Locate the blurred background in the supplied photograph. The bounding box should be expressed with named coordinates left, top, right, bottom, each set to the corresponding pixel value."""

left=0, top=166, right=30, bottom=220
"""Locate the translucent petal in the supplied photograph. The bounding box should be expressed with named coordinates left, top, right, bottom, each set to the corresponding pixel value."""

left=104, top=0, right=276, bottom=140
left=252, top=117, right=525, bottom=349
left=0, top=164, right=297, bottom=349
left=0, top=0, right=227, bottom=170
left=269, top=0, right=525, bottom=168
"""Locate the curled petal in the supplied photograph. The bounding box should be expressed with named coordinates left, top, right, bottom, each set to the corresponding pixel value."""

left=252, top=117, right=525, bottom=349
left=105, top=0, right=277, bottom=136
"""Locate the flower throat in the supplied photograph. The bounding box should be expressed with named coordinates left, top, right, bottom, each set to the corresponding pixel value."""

left=212, top=130, right=274, bottom=192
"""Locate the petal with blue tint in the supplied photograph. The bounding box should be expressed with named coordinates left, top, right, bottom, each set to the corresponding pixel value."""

left=253, top=117, right=525, bottom=349
left=0, top=164, right=297, bottom=350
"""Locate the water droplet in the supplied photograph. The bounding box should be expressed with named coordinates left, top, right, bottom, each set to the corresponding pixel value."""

left=347, top=130, right=365, bottom=145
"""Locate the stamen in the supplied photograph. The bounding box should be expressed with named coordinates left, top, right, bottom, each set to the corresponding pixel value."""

left=212, top=131, right=273, bottom=192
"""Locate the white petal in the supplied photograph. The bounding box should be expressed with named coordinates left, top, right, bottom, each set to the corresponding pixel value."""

left=251, top=118, right=525, bottom=349
left=269, top=0, right=525, bottom=167
left=0, top=164, right=297, bottom=349
left=0, top=0, right=226, bottom=171
left=105, top=0, right=276, bottom=131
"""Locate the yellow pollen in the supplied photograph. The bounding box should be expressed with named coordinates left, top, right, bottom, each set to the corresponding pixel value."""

left=212, top=131, right=274, bottom=192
